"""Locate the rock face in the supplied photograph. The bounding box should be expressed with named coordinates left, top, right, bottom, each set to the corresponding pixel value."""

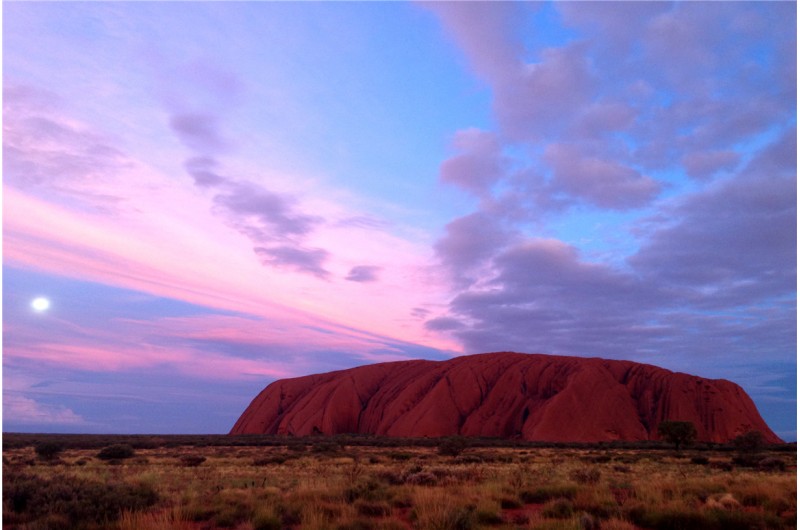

left=230, top=352, right=781, bottom=443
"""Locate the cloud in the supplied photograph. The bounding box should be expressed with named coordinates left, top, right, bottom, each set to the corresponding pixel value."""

left=497, top=43, right=595, bottom=141
left=422, top=1, right=524, bottom=82
left=433, top=211, right=515, bottom=287
left=184, top=156, right=227, bottom=187
left=681, top=150, right=740, bottom=180
left=169, top=112, right=227, bottom=152
left=3, top=393, right=87, bottom=426
left=213, top=181, right=322, bottom=240
left=630, top=136, right=796, bottom=308
left=254, top=245, right=330, bottom=279
left=3, top=84, right=131, bottom=209
left=426, top=133, right=796, bottom=366
left=440, top=128, right=507, bottom=196
left=345, top=265, right=381, bottom=283
left=544, top=143, right=661, bottom=209
left=570, top=101, right=636, bottom=138
left=424, top=316, right=465, bottom=332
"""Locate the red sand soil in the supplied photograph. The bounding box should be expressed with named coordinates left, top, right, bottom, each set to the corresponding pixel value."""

left=230, top=351, right=781, bottom=444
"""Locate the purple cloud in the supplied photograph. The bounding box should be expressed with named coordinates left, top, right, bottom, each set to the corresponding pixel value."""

left=184, top=156, right=228, bottom=187
left=630, top=135, right=796, bottom=307
left=213, top=182, right=322, bottom=240
left=422, top=1, right=524, bottom=82
left=681, top=150, right=740, bottom=180
left=427, top=132, right=796, bottom=367
left=169, top=112, right=226, bottom=152
left=254, top=246, right=330, bottom=279
left=496, top=43, right=594, bottom=141
left=424, top=316, right=465, bottom=332
left=440, top=128, right=507, bottom=196
left=544, top=143, right=661, bottom=209
left=345, top=265, right=381, bottom=283
left=434, top=211, right=515, bottom=286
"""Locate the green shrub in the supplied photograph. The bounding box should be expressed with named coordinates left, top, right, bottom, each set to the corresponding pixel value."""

left=757, top=457, right=786, bottom=472
left=312, top=441, right=342, bottom=454
left=336, top=519, right=375, bottom=530
left=542, top=499, right=574, bottom=519
left=345, top=478, right=388, bottom=503
left=570, top=468, right=601, bottom=484
left=97, top=444, right=135, bottom=460
left=520, top=485, right=578, bottom=504
left=3, top=471, right=158, bottom=528
left=34, top=442, right=64, bottom=461
left=438, top=436, right=468, bottom=457
left=500, top=497, right=522, bottom=509
left=355, top=500, right=391, bottom=517
left=179, top=455, right=206, bottom=467
left=252, top=512, right=282, bottom=530
left=732, top=431, right=765, bottom=454
left=475, top=508, right=503, bottom=525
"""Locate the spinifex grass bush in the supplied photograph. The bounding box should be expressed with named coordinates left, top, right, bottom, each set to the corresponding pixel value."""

left=96, top=443, right=135, bottom=461
left=2, top=438, right=795, bottom=530
left=3, top=471, right=158, bottom=529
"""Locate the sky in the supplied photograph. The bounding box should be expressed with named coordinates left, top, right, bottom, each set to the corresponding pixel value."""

left=2, top=2, right=796, bottom=440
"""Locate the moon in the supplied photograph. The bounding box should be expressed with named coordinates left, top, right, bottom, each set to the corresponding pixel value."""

left=31, top=297, right=51, bottom=312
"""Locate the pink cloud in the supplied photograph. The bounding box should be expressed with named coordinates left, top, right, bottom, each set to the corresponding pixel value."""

left=422, top=1, right=523, bottom=82
left=681, top=150, right=740, bottom=179
left=544, top=143, right=661, bottom=209
left=3, top=393, right=87, bottom=425
left=497, top=43, right=594, bottom=140
left=440, top=128, right=507, bottom=196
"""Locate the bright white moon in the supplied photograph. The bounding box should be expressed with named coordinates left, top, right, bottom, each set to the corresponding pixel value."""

left=31, top=297, right=51, bottom=312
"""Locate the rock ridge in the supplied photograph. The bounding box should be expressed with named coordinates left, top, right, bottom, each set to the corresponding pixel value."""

left=230, top=352, right=781, bottom=443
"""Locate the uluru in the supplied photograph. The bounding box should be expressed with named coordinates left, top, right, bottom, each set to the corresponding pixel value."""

left=231, top=352, right=781, bottom=444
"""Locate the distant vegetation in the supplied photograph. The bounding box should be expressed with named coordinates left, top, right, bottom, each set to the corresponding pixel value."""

left=2, top=433, right=795, bottom=530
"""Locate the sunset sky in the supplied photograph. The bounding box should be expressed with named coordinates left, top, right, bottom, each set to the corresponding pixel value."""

left=3, top=2, right=796, bottom=439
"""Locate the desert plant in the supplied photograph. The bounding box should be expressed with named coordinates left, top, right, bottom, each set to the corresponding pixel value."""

left=3, top=471, right=158, bottom=528
left=570, top=467, right=601, bottom=484
left=97, top=443, right=135, bottom=460
left=179, top=455, right=206, bottom=467
left=438, top=436, right=468, bottom=457
left=520, top=484, right=578, bottom=504
left=657, top=421, right=697, bottom=454
left=732, top=430, right=765, bottom=454
left=542, top=498, right=575, bottom=518
left=34, top=442, right=65, bottom=461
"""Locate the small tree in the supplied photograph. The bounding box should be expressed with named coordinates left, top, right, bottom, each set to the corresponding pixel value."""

left=657, top=421, right=697, bottom=454
left=732, top=430, right=764, bottom=454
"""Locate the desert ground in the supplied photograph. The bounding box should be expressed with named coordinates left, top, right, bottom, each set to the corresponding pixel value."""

left=3, top=434, right=796, bottom=530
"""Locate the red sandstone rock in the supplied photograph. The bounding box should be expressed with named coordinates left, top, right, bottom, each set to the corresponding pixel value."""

left=230, top=352, right=782, bottom=443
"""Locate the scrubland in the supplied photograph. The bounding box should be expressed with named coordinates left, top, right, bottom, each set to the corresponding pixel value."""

left=2, top=434, right=796, bottom=530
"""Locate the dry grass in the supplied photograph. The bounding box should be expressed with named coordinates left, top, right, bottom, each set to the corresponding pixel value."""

left=2, top=441, right=795, bottom=530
